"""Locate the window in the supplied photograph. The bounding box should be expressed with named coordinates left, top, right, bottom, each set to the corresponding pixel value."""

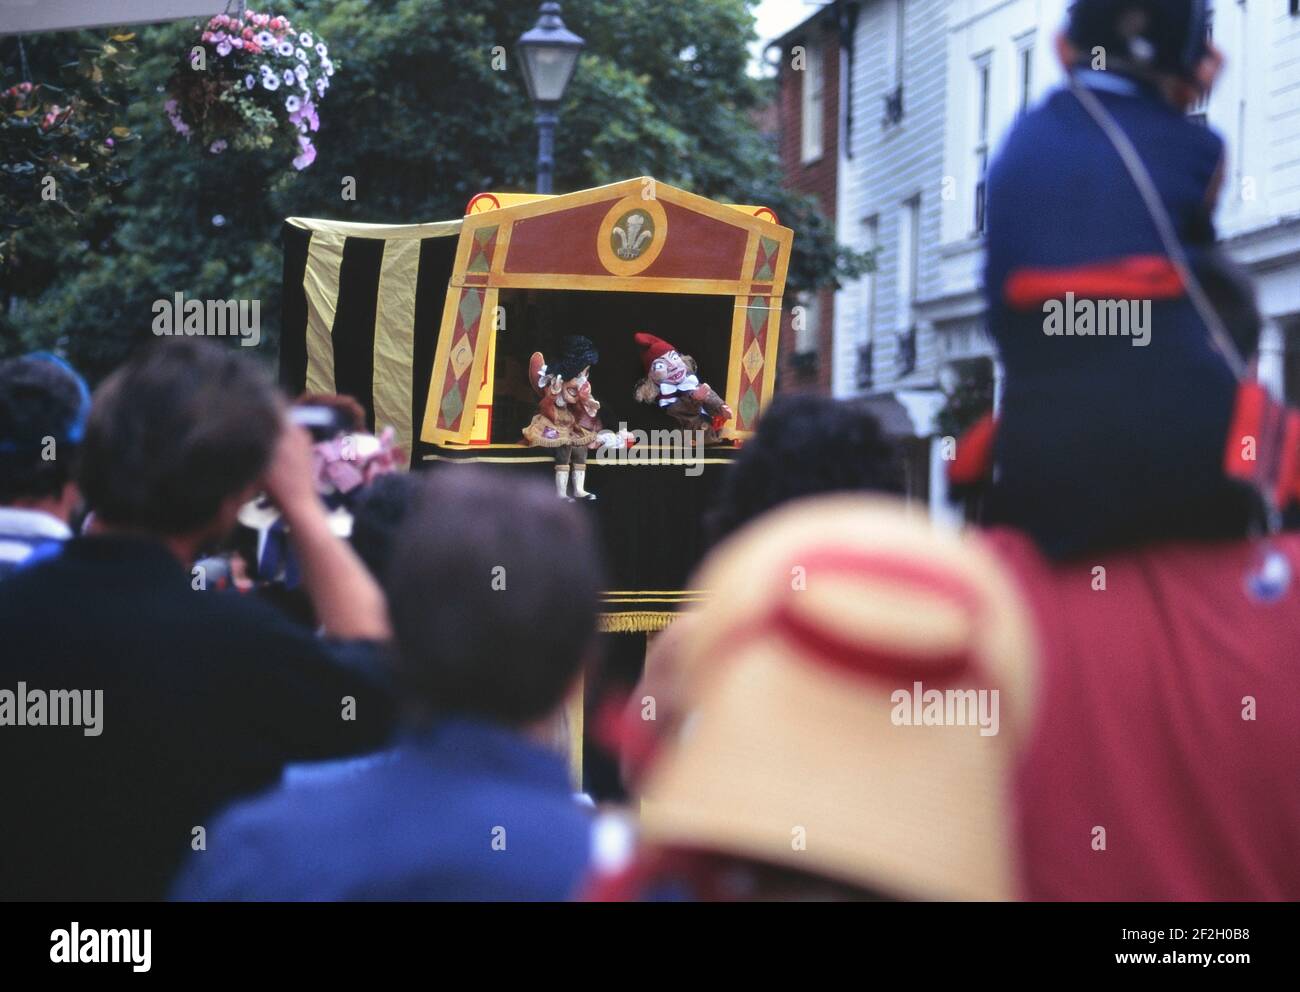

left=882, top=0, right=906, bottom=126
left=1187, top=9, right=1214, bottom=124
left=860, top=215, right=879, bottom=343
left=974, top=56, right=992, bottom=234
left=896, top=197, right=921, bottom=375
left=801, top=42, right=824, bottom=163
left=890, top=0, right=906, bottom=91
left=898, top=196, right=920, bottom=324
left=1018, top=45, right=1033, bottom=116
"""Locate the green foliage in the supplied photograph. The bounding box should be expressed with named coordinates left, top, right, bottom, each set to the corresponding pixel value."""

left=2, top=0, right=868, bottom=381
left=0, top=31, right=138, bottom=269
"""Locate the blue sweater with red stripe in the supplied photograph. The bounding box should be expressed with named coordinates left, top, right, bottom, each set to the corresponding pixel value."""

left=982, top=70, right=1254, bottom=557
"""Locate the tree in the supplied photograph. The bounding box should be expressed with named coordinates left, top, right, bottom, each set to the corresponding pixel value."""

left=0, top=30, right=138, bottom=310
left=2, top=0, right=867, bottom=380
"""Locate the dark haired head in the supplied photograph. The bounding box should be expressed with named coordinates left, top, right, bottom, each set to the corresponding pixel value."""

left=0, top=354, right=88, bottom=504
left=78, top=338, right=282, bottom=535
left=384, top=467, right=605, bottom=726
left=1067, top=0, right=1209, bottom=81
left=705, top=394, right=904, bottom=545
left=550, top=335, right=599, bottom=380
left=349, top=472, right=422, bottom=579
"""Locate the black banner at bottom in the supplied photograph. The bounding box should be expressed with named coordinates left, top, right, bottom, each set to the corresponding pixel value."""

left=3, top=901, right=1285, bottom=979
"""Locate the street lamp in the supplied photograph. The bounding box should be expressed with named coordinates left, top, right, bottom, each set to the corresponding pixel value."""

left=517, top=2, right=584, bottom=194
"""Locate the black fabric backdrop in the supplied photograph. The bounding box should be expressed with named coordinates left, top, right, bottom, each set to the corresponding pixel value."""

left=417, top=446, right=738, bottom=612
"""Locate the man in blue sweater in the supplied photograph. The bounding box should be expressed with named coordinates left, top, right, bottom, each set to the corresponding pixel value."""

left=173, top=467, right=602, bottom=901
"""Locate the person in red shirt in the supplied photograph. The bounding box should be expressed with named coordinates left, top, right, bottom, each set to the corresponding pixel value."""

left=989, top=527, right=1300, bottom=900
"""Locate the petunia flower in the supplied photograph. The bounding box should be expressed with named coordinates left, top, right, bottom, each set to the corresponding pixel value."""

left=292, top=135, right=317, bottom=170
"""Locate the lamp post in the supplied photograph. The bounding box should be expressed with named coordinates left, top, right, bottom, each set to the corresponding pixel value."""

left=516, top=2, right=584, bottom=194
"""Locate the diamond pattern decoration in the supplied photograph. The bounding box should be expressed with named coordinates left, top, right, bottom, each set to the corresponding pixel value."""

left=440, top=384, right=465, bottom=427
left=739, top=387, right=760, bottom=427
left=742, top=338, right=765, bottom=380
left=467, top=225, right=498, bottom=274
left=449, top=335, right=474, bottom=378
left=753, top=236, right=779, bottom=282
left=458, top=288, right=484, bottom=328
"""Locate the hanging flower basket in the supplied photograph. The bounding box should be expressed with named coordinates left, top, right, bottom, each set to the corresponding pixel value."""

left=164, top=9, right=335, bottom=170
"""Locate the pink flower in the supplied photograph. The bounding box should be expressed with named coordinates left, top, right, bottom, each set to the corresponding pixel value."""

left=242, top=27, right=254, bottom=40
left=201, top=31, right=215, bottom=43
left=292, top=135, right=317, bottom=170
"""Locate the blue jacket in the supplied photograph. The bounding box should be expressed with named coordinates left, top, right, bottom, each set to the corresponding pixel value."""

left=171, top=718, right=594, bottom=901
left=982, top=70, right=1251, bottom=557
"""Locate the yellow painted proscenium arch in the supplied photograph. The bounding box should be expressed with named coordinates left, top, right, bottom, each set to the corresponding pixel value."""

left=419, top=177, right=793, bottom=447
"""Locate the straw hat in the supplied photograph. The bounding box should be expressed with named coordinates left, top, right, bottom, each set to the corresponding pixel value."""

left=637, top=493, right=1039, bottom=901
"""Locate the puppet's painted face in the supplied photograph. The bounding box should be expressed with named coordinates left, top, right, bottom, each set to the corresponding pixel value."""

left=558, top=371, right=590, bottom=407
left=649, top=350, right=689, bottom=386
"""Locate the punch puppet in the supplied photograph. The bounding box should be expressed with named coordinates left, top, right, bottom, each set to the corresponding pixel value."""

left=632, top=332, right=733, bottom=443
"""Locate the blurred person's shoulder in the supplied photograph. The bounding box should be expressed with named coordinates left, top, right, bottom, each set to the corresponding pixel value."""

left=984, top=526, right=1300, bottom=646
left=173, top=728, right=595, bottom=901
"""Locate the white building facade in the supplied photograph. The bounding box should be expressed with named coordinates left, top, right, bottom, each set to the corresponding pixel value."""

left=832, top=0, right=956, bottom=513
left=831, top=0, right=1300, bottom=515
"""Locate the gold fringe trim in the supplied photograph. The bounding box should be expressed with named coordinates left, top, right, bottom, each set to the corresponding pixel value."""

left=598, top=611, right=680, bottom=634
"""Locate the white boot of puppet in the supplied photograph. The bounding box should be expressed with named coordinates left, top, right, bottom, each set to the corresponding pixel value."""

left=555, top=465, right=573, bottom=501
left=572, top=466, right=597, bottom=501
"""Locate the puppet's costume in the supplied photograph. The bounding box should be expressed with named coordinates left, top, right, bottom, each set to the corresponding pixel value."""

left=632, top=332, right=733, bottom=443
left=522, top=335, right=603, bottom=501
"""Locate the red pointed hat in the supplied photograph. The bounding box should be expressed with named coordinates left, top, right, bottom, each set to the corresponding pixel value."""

left=635, top=332, right=676, bottom=373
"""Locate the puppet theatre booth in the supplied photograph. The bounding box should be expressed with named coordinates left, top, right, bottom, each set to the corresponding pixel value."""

left=279, top=177, right=793, bottom=792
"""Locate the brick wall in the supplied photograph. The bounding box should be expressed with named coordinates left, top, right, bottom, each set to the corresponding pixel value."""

left=771, top=14, right=840, bottom=395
